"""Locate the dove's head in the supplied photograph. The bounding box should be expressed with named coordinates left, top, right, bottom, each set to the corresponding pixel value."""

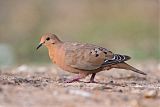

left=37, top=33, right=62, bottom=50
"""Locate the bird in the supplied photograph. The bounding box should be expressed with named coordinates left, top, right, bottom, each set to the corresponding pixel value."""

left=37, top=33, right=147, bottom=83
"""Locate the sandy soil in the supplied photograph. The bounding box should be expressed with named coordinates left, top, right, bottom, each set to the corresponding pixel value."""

left=0, top=61, right=160, bottom=107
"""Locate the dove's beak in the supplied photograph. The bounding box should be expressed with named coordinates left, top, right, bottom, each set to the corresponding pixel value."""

left=36, top=43, right=43, bottom=50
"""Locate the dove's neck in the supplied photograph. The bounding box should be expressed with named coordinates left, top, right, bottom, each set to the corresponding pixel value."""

left=47, top=42, right=64, bottom=64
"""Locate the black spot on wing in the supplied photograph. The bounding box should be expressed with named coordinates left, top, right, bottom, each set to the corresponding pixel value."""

left=95, top=54, right=99, bottom=57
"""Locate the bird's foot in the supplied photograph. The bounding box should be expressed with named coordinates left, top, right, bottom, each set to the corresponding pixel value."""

left=63, top=74, right=87, bottom=83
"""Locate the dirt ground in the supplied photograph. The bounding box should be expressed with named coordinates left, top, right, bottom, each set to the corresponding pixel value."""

left=0, top=61, right=160, bottom=107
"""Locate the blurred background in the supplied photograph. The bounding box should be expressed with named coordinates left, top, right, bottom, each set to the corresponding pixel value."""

left=0, top=0, right=159, bottom=67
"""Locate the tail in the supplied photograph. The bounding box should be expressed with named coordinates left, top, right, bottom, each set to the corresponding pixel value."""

left=110, top=62, right=147, bottom=75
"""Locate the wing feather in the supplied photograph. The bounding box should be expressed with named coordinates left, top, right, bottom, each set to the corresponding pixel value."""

left=64, top=42, right=131, bottom=70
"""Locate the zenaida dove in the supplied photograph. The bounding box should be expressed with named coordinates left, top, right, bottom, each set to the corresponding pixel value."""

left=37, top=33, right=146, bottom=83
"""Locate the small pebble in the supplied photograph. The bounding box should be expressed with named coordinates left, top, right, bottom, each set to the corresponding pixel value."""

left=144, top=90, right=158, bottom=98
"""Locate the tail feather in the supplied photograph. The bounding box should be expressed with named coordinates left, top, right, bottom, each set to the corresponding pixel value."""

left=110, top=62, right=147, bottom=75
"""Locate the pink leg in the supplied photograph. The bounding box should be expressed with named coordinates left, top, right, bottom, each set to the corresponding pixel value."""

left=64, top=73, right=88, bottom=83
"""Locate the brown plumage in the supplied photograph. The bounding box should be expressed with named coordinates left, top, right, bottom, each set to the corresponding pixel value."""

left=37, top=33, right=146, bottom=83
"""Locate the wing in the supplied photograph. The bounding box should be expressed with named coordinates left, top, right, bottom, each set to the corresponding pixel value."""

left=64, top=42, right=131, bottom=70
left=102, top=54, right=131, bottom=66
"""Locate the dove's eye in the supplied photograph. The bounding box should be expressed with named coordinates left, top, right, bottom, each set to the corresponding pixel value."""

left=46, top=37, right=50, bottom=41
